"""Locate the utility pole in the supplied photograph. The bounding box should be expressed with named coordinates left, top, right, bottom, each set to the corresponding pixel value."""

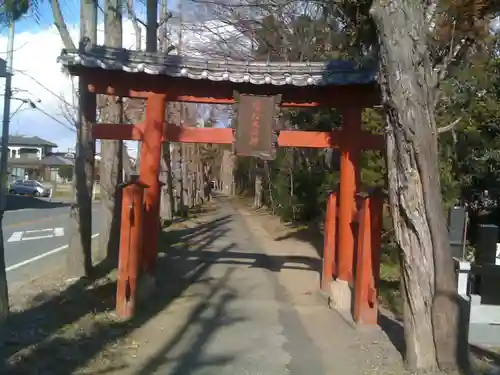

left=0, top=20, right=15, bottom=320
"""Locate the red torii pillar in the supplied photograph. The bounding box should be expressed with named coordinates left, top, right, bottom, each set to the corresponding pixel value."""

left=330, top=107, right=362, bottom=310
left=321, top=191, right=337, bottom=291
left=353, top=192, right=384, bottom=325
left=139, top=94, right=166, bottom=277
left=116, top=176, right=148, bottom=319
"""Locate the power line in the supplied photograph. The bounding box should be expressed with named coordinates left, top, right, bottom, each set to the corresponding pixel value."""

left=1, top=69, right=76, bottom=132
left=32, top=105, right=75, bottom=132
left=13, top=69, right=74, bottom=108
left=0, top=40, right=31, bottom=55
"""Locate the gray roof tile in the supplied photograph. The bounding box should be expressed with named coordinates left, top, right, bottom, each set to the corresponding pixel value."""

left=1, top=135, right=57, bottom=147
left=58, top=46, right=378, bottom=87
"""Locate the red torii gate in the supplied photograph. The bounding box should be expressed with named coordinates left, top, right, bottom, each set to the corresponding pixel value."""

left=58, top=47, right=385, bottom=324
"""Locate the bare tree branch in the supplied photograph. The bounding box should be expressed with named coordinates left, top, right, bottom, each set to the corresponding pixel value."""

left=437, top=117, right=462, bottom=134
left=125, top=0, right=143, bottom=50
left=50, top=0, right=76, bottom=49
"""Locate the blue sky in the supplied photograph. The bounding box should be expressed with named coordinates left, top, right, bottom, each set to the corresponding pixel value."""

left=11, top=0, right=80, bottom=34
left=0, top=0, right=224, bottom=155
left=0, top=1, right=80, bottom=152
left=0, top=1, right=147, bottom=153
left=10, top=0, right=184, bottom=34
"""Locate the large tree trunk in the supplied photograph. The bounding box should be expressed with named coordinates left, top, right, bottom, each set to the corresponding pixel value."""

left=158, top=0, right=175, bottom=221
left=98, top=0, right=123, bottom=263
left=370, top=1, right=468, bottom=372
left=51, top=0, right=95, bottom=277
left=180, top=143, right=189, bottom=216
left=146, top=0, right=157, bottom=51
left=253, top=165, right=263, bottom=209
left=161, top=140, right=175, bottom=220
left=220, top=149, right=235, bottom=195
left=171, top=141, right=181, bottom=214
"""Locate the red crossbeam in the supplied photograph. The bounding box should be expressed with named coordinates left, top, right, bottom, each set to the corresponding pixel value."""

left=93, top=124, right=384, bottom=150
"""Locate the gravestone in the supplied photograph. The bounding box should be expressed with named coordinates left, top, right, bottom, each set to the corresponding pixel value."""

left=474, top=224, right=500, bottom=305
left=448, top=206, right=468, bottom=259
left=496, top=243, right=500, bottom=266
left=476, top=224, right=498, bottom=265
left=480, top=264, right=500, bottom=305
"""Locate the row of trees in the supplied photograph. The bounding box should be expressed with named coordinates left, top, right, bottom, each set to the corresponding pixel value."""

left=1, top=0, right=499, bottom=373
left=191, top=0, right=499, bottom=372
left=0, top=0, right=225, bottom=283
left=237, top=53, right=500, bottom=223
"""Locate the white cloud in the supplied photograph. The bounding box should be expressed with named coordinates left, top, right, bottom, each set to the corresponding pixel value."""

left=0, top=25, right=74, bottom=149
left=0, top=21, right=148, bottom=151
left=0, top=18, right=241, bottom=152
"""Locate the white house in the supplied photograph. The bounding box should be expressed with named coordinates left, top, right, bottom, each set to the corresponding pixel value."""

left=3, top=135, right=57, bottom=160
left=1, top=135, right=58, bottom=181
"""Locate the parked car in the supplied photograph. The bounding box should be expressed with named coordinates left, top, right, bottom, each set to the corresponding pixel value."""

left=9, top=180, right=51, bottom=197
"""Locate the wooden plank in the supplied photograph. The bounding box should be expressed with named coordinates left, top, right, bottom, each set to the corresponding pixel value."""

left=140, top=95, right=165, bottom=275
left=353, top=197, right=378, bottom=325
left=166, top=126, right=233, bottom=144
left=92, top=124, right=385, bottom=150
left=79, top=68, right=381, bottom=108
left=321, top=192, right=338, bottom=291
left=116, top=183, right=144, bottom=319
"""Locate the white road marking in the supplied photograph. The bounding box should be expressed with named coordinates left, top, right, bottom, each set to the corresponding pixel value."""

left=25, top=228, right=53, bottom=234
left=6, top=233, right=100, bottom=272
left=7, top=227, right=65, bottom=242
left=21, top=234, right=54, bottom=241
left=7, top=232, right=23, bottom=243
left=4, top=209, right=38, bottom=214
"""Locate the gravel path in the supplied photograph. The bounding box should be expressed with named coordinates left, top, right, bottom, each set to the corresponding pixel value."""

left=125, top=196, right=407, bottom=375
left=5, top=195, right=492, bottom=375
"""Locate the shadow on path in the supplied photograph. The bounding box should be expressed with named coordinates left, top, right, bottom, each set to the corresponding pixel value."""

left=133, top=268, right=242, bottom=375
left=0, top=213, right=234, bottom=374
left=471, top=345, right=500, bottom=368
left=6, top=195, right=70, bottom=211
left=273, top=223, right=325, bottom=259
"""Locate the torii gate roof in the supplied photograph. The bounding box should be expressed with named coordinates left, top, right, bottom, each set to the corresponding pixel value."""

left=58, top=46, right=378, bottom=87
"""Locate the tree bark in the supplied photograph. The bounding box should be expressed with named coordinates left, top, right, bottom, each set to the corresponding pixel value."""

left=220, top=149, right=234, bottom=195
left=171, top=140, right=181, bottom=214
left=51, top=0, right=95, bottom=278
left=147, top=0, right=158, bottom=52
left=161, top=143, right=175, bottom=219
left=51, top=0, right=76, bottom=50
left=253, top=165, right=263, bottom=209
left=159, top=0, right=175, bottom=221
left=98, top=0, right=123, bottom=264
left=125, top=0, right=142, bottom=50
left=370, top=0, right=469, bottom=371
left=180, top=143, right=189, bottom=216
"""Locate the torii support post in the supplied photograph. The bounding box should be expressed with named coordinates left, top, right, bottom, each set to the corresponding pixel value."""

left=116, top=175, right=148, bottom=319
left=321, top=191, right=337, bottom=291
left=353, top=193, right=384, bottom=325
left=139, top=94, right=166, bottom=277
left=370, top=190, right=384, bottom=296
left=353, top=196, right=376, bottom=324
left=331, top=107, right=362, bottom=310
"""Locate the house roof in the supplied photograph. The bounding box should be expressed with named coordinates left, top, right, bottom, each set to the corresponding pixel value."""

left=7, top=155, right=73, bottom=168
left=57, top=46, right=378, bottom=87
left=1, top=135, right=58, bottom=147
left=7, top=158, right=41, bottom=167
left=41, top=155, right=74, bottom=166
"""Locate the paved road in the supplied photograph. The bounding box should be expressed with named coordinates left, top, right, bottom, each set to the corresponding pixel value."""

left=4, top=195, right=101, bottom=285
